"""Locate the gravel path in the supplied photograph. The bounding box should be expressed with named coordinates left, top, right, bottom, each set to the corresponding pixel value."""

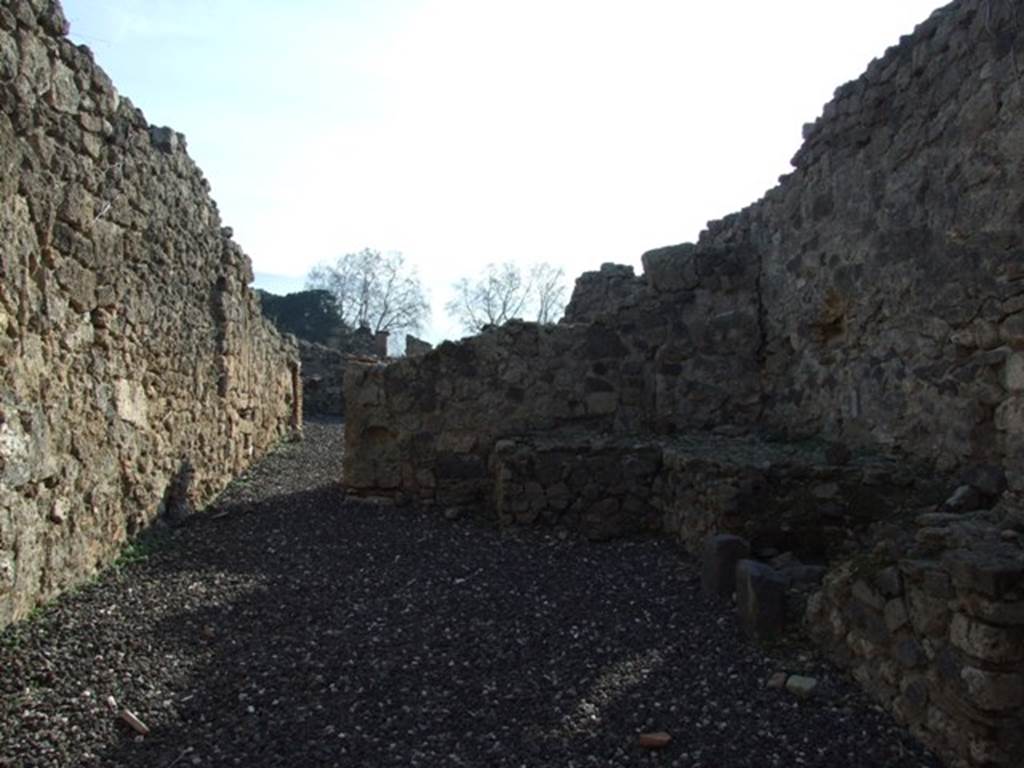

left=0, top=418, right=939, bottom=768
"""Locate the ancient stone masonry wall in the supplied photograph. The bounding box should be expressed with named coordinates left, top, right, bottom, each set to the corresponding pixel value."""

left=344, top=256, right=762, bottom=509
left=492, top=431, right=945, bottom=550
left=808, top=505, right=1024, bottom=765
left=700, top=0, right=1024, bottom=483
left=561, top=263, right=646, bottom=323
left=552, top=0, right=1024, bottom=489
left=298, top=340, right=346, bottom=417
left=0, top=0, right=299, bottom=628
left=344, top=321, right=635, bottom=509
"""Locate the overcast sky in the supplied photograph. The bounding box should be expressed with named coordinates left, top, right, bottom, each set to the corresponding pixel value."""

left=63, top=0, right=942, bottom=343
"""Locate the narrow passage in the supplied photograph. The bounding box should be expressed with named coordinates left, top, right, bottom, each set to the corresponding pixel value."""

left=0, top=419, right=938, bottom=768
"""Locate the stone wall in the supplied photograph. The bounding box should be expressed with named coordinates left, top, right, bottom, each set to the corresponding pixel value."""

left=0, top=0, right=299, bottom=628
left=344, top=321, right=626, bottom=507
left=550, top=0, right=1024, bottom=488
left=696, top=0, right=1024, bottom=482
left=492, top=431, right=944, bottom=551
left=808, top=506, right=1024, bottom=765
left=561, top=262, right=646, bottom=323
left=298, top=340, right=345, bottom=417
left=345, top=0, right=1024, bottom=511
left=344, top=259, right=761, bottom=506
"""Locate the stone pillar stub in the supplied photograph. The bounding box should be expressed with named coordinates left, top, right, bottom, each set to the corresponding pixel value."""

left=735, top=559, right=787, bottom=642
left=701, top=533, right=751, bottom=601
left=374, top=331, right=389, bottom=358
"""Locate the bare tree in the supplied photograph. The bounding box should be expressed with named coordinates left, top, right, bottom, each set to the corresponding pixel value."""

left=530, top=262, right=567, bottom=325
left=446, top=261, right=568, bottom=333
left=307, top=249, right=429, bottom=336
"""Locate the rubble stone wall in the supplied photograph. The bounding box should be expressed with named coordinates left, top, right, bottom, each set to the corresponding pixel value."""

left=559, top=0, right=1024, bottom=486
left=343, top=247, right=761, bottom=506
left=698, top=0, right=1024, bottom=483
left=344, top=0, right=1024, bottom=516
left=492, top=431, right=946, bottom=553
left=808, top=508, right=1024, bottom=765
left=0, top=0, right=299, bottom=629
left=343, top=321, right=630, bottom=508
left=298, top=340, right=345, bottom=417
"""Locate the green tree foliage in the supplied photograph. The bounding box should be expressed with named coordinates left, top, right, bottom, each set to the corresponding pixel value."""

left=256, top=289, right=350, bottom=346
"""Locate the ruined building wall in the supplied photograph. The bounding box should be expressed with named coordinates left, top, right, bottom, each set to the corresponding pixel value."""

left=298, top=341, right=347, bottom=417
left=344, top=247, right=761, bottom=507
left=349, top=1, right=1024, bottom=502
left=0, top=1, right=300, bottom=628
left=700, top=0, right=1024, bottom=483
left=563, top=0, right=1024, bottom=484
left=807, top=507, right=1024, bottom=765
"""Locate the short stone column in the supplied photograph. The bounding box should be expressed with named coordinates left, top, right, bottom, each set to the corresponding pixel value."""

left=735, top=559, right=787, bottom=642
left=700, top=534, right=750, bottom=602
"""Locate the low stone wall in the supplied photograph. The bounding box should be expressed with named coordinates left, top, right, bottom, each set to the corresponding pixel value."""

left=657, top=435, right=947, bottom=558
left=491, top=431, right=946, bottom=555
left=0, top=1, right=299, bottom=628
left=808, top=507, right=1024, bottom=766
left=492, top=433, right=663, bottom=540
left=343, top=321, right=623, bottom=506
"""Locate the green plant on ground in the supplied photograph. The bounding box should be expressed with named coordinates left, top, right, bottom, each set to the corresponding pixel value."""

left=112, top=529, right=168, bottom=571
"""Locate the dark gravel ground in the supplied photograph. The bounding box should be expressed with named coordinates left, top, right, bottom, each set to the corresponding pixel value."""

left=0, top=418, right=940, bottom=768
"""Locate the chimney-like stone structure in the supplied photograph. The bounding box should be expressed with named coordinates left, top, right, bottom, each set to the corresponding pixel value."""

left=374, top=331, right=390, bottom=358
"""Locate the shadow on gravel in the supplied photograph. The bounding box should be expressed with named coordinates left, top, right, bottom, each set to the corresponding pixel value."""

left=81, top=481, right=939, bottom=768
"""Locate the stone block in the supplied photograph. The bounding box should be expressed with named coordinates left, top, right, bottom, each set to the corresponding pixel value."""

left=946, top=550, right=1024, bottom=599
left=779, top=564, right=826, bottom=586
left=852, top=579, right=886, bottom=611
left=875, top=566, right=903, bottom=597
left=893, top=675, right=929, bottom=724
left=960, top=666, right=1024, bottom=711
left=906, top=586, right=950, bottom=637
left=941, top=484, right=983, bottom=513
left=735, top=559, right=787, bottom=642
left=581, top=498, right=624, bottom=541
left=1000, top=314, right=1024, bottom=347
left=902, top=559, right=953, bottom=598
left=949, top=613, right=1024, bottom=663
left=994, top=395, right=1024, bottom=433
left=884, top=598, right=909, bottom=632
left=700, top=534, right=750, bottom=601
left=894, top=638, right=926, bottom=669
left=49, top=60, right=80, bottom=113
left=1003, top=354, right=1024, bottom=391
left=960, top=464, right=1008, bottom=500
left=148, top=125, right=179, bottom=153
left=545, top=482, right=571, bottom=511
left=113, top=379, right=149, bottom=427
left=641, top=243, right=698, bottom=292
